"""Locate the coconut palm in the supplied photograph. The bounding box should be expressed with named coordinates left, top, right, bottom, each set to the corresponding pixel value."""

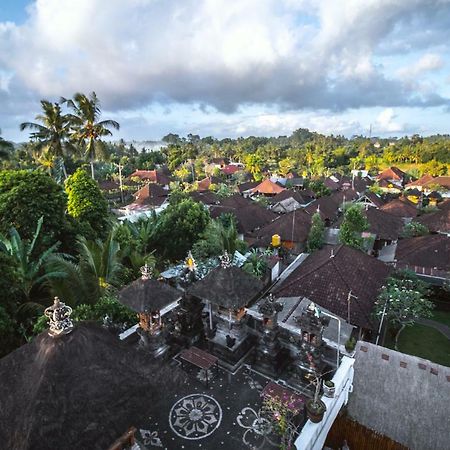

left=0, top=129, right=14, bottom=160
left=46, top=228, right=124, bottom=306
left=62, top=92, right=119, bottom=179
left=20, top=101, right=74, bottom=179
left=0, top=217, right=62, bottom=303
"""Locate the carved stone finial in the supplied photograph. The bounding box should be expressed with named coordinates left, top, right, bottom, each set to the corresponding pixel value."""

left=140, top=263, right=153, bottom=280
left=219, top=251, right=232, bottom=269
left=44, top=297, right=74, bottom=337
left=258, top=294, right=283, bottom=316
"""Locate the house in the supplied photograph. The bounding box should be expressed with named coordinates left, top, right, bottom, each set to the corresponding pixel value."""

left=250, top=209, right=313, bottom=252
left=422, top=176, right=450, bottom=198
left=221, top=164, right=240, bottom=177
left=274, top=245, right=391, bottom=335
left=414, top=199, right=450, bottom=233
left=395, top=234, right=450, bottom=277
left=197, top=176, right=221, bottom=192
left=129, top=169, right=170, bottom=186
left=376, top=167, right=405, bottom=186
left=404, top=174, right=435, bottom=191
left=210, top=196, right=277, bottom=238
left=250, top=179, right=286, bottom=196
left=426, top=191, right=442, bottom=207
left=188, top=190, right=220, bottom=206
left=268, top=189, right=314, bottom=213
left=305, top=190, right=359, bottom=226
left=347, top=342, right=450, bottom=450
left=236, top=180, right=259, bottom=197
left=354, top=192, right=385, bottom=209
left=380, top=196, right=418, bottom=220
left=133, top=183, right=169, bottom=209
left=377, top=178, right=402, bottom=194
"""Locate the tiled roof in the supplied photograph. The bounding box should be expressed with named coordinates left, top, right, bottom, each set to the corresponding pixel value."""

left=237, top=180, right=259, bottom=193
left=197, top=176, right=221, bottom=192
left=251, top=179, right=286, bottom=195
left=268, top=189, right=312, bottom=205
left=221, top=164, right=240, bottom=175
left=304, top=190, right=358, bottom=222
left=405, top=174, right=435, bottom=188
left=133, top=183, right=168, bottom=207
left=376, top=167, right=405, bottom=181
left=274, top=245, right=391, bottom=329
left=250, top=209, right=312, bottom=245
left=98, top=180, right=120, bottom=191
left=210, top=201, right=277, bottom=234
left=129, top=169, right=170, bottom=185
left=364, top=207, right=404, bottom=240
left=423, top=176, right=450, bottom=190
left=188, top=190, right=220, bottom=205
left=380, top=197, right=418, bottom=218
left=395, top=234, right=450, bottom=271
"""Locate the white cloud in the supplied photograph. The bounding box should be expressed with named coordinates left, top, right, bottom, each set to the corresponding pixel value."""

left=397, top=53, right=444, bottom=79
left=375, top=108, right=405, bottom=133
left=0, top=0, right=448, bottom=114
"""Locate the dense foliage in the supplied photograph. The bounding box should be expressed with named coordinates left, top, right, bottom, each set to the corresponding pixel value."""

left=0, top=170, right=67, bottom=241
left=307, top=212, right=325, bottom=252
left=339, top=205, right=369, bottom=250
left=65, top=168, right=109, bottom=238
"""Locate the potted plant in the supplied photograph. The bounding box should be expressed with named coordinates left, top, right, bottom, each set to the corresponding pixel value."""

left=323, top=380, right=335, bottom=398
left=345, top=336, right=356, bottom=353
left=305, top=377, right=327, bottom=423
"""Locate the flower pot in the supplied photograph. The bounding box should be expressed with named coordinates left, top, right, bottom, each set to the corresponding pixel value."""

left=305, top=399, right=326, bottom=423
left=323, top=381, right=335, bottom=398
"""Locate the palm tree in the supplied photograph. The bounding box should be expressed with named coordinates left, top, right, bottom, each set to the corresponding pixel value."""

left=46, top=229, right=124, bottom=306
left=0, top=217, right=62, bottom=303
left=63, top=92, right=120, bottom=179
left=0, top=129, right=14, bottom=160
left=20, top=101, right=74, bottom=179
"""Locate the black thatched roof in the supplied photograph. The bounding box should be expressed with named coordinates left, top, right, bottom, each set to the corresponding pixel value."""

left=118, top=278, right=182, bottom=312
left=0, top=322, right=188, bottom=450
left=188, top=266, right=264, bottom=309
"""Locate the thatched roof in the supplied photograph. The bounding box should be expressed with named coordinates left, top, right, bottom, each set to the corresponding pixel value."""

left=188, top=265, right=264, bottom=309
left=0, top=322, right=187, bottom=450
left=348, top=342, right=450, bottom=450
left=118, top=278, right=182, bottom=312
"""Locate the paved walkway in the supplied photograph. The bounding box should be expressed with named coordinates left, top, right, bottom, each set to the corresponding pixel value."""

left=417, top=318, right=450, bottom=339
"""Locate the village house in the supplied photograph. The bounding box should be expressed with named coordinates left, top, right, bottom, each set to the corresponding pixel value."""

left=129, top=169, right=171, bottom=187
left=250, top=178, right=286, bottom=197
left=268, top=189, right=315, bottom=213
left=414, top=199, right=450, bottom=234
left=376, top=166, right=405, bottom=192
left=380, top=196, right=418, bottom=220
left=273, top=245, right=391, bottom=340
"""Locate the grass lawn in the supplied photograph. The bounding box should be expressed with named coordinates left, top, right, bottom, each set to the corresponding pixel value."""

left=431, top=310, right=450, bottom=328
left=384, top=323, right=450, bottom=367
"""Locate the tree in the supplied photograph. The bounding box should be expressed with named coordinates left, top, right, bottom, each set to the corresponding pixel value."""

left=63, top=92, right=120, bottom=179
left=155, top=198, right=210, bottom=260
left=244, top=153, right=264, bottom=181
left=0, top=129, right=14, bottom=160
left=339, top=205, right=368, bottom=249
left=278, top=157, right=295, bottom=177
left=0, top=217, right=62, bottom=302
left=242, top=249, right=268, bottom=278
left=374, top=271, right=434, bottom=350
left=402, top=222, right=428, bottom=238
left=65, top=168, right=109, bottom=238
left=20, top=100, right=74, bottom=179
left=307, top=180, right=331, bottom=198
left=46, top=229, right=124, bottom=306
left=307, top=213, right=325, bottom=252
left=0, top=170, right=67, bottom=241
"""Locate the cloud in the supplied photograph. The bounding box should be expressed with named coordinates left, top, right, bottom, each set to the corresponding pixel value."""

left=0, top=0, right=449, bottom=116
left=397, top=53, right=444, bottom=79
left=374, top=108, right=406, bottom=134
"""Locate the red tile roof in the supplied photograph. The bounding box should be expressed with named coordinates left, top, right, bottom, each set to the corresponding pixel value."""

left=376, top=167, right=405, bottom=181
left=274, top=245, right=391, bottom=329
left=133, top=183, right=168, bottom=207
left=405, top=174, right=435, bottom=188
left=129, top=169, right=170, bottom=185
left=221, top=164, right=240, bottom=175
left=251, top=179, right=286, bottom=195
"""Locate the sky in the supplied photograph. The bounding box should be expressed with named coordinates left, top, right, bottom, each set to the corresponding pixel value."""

left=1, top=0, right=450, bottom=142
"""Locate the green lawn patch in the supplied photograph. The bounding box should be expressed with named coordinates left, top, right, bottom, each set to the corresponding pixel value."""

left=384, top=323, right=450, bottom=367
left=431, top=310, right=450, bottom=328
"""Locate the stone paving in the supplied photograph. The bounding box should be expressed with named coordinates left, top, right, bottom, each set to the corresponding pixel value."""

left=132, top=360, right=299, bottom=450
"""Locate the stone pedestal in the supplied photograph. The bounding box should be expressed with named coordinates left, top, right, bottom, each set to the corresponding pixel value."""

left=138, top=327, right=169, bottom=358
